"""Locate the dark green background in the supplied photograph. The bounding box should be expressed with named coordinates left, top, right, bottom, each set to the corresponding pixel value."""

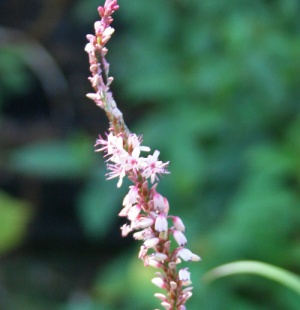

left=0, top=0, right=299, bottom=309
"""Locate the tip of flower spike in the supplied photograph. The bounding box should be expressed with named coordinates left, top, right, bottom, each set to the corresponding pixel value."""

left=98, top=1, right=119, bottom=17
left=98, top=6, right=105, bottom=17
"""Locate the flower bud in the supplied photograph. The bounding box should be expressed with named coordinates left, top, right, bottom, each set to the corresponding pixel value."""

left=172, top=216, right=185, bottom=232
left=154, top=293, right=167, bottom=302
left=177, top=248, right=201, bottom=262
left=144, top=237, right=160, bottom=248
left=173, top=230, right=187, bottom=246
left=151, top=277, right=166, bottom=289
left=155, top=213, right=168, bottom=232
left=161, top=301, right=172, bottom=310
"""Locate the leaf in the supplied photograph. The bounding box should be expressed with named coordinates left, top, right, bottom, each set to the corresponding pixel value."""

left=0, top=191, right=32, bottom=253
left=203, top=260, right=300, bottom=296
left=9, top=136, right=95, bottom=179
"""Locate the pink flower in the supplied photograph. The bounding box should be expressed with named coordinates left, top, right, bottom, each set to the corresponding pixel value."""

left=133, top=228, right=154, bottom=240
left=106, top=162, right=125, bottom=187
left=152, top=191, right=169, bottom=212
left=118, top=203, right=130, bottom=217
left=182, top=287, right=193, bottom=294
left=178, top=268, right=191, bottom=286
left=123, top=147, right=141, bottom=174
left=161, top=301, right=172, bottom=310
left=122, top=185, right=139, bottom=208
left=131, top=217, right=154, bottom=230
left=151, top=277, right=166, bottom=289
left=120, top=224, right=132, bottom=237
left=181, top=291, right=193, bottom=302
left=127, top=204, right=142, bottom=221
left=127, top=133, right=150, bottom=153
left=141, top=150, right=169, bottom=183
left=177, top=248, right=201, bottom=262
left=172, top=216, right=185, bottom=232
left=95, top=132, right=124, bottom=160
left=151, top=253, right=168, bottom=261
left=86, top=93, right=105, bottom=109
left=173, top=230, right=187, bottom=246
left=155, top=213, right=168, bottom=232
left=138, top=245, right=148, bottom=259
left=144, top=237, right=160, bottom=248
left=144, top=256, right=163, bottom=269
left=170, top=281, right=177, bottom=290
left=98, top=0, right=119, bottom=18
left=154, top=293, right=167, bottom=302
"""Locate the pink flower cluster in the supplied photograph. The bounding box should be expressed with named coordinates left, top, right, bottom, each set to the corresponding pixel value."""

left=85, top=1, right=201, bottom=309
left=96, top=132, right=169, bottom=187
left=95, top=131, right=200, bottom=309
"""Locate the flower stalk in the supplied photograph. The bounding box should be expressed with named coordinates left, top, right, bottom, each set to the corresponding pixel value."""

left=85, top=1, right=200, bottom=309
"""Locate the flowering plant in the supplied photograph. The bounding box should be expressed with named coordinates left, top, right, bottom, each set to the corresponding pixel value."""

left=85, top=1, right=200, bottom=309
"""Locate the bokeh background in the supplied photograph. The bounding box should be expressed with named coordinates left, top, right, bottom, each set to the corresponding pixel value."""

left=0, top=0, right=300, bottom=309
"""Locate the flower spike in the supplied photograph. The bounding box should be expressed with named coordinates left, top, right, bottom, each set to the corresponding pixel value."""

left=85, top=1, right=200, bottom=308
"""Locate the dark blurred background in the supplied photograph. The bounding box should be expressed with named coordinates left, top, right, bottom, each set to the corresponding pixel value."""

left=0, top=0, right=300, bottom=309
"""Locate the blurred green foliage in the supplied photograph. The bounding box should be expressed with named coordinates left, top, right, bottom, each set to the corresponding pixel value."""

left=74, top=0, right=300, bottom=308
left=0, top=192, right=32, bottom=253
left=1, top=0, right=300, bottom=309
left=0, top=48, right=34, bottom=110
left=9, top=135, right=95, bottom=180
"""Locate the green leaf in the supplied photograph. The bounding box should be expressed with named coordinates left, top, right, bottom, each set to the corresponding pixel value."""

left=9, top=136, right=95, bottom=179
left=203, top=260, right=300, bottom=296
left=0, top=192, right=32, bottom=253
